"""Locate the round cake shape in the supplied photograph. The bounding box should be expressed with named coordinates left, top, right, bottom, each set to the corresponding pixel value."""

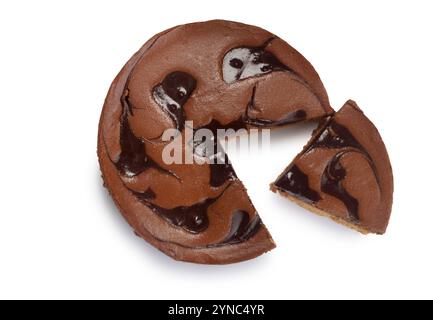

left=98, top=20, right=333, bottom=264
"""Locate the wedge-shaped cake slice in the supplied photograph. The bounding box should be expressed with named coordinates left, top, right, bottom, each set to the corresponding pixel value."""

left=271, top=100, right=393, bottom=234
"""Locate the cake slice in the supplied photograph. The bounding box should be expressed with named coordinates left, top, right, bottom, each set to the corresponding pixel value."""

left=271, top=100, right=393, bottom=234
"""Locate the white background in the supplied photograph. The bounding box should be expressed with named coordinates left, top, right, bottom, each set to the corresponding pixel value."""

left=1, top=0, right=432, bottom=300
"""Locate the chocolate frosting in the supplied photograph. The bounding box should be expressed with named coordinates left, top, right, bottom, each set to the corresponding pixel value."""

left=272, top=101, right=393, bottom=234
left=98, top=20, right=333, bottom=264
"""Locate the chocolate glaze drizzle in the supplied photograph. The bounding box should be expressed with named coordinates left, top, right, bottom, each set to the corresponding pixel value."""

left=210, top=211, right=262, bottom=247
left=133, top=188, right=222, bottom=234
left=115, top=93, right=177, bottom=179
left=195, top=119, right=242, bottom=188
left=311, top=121, right=379, bottom=222
left=147, top=198, right=212, bottom=234
left=274, top=165, right=321, bottom=204
left=142, top=209, right=263, bottom=249
left=152, top=71, right=196, bottom=132
left=132, top=187, right=262, bottom=243
left=131, top=186, right=260, bottom=237
left=321, top=151, right=359, bottom=221
left=210, top=157, right=238, bottom=188
left=308, top=121, right=367, bottom=155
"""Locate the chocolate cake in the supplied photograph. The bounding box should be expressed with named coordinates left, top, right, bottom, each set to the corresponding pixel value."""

left=98, top=20, right=333, bottom=264
left=271, top=101, right=393, bottom=234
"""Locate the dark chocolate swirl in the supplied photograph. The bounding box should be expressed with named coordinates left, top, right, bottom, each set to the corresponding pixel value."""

left=152, top=71, right=197, bottom=132
left=274, top=165, right=321, bottom=204
left=134, top=191, right=216, bottom=234
left=312, top=121, right=379, bottom=222
left=274, top=119, right=379, bottom=223
left=132, top=186, right=262, bottom=242
left=210, top=211, right=262, bottom=247
left=321, top=151, right=359, bottom=222
left=115, top=93, right=178, bottom=179
left=308, top=121, right=367, bottom=155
